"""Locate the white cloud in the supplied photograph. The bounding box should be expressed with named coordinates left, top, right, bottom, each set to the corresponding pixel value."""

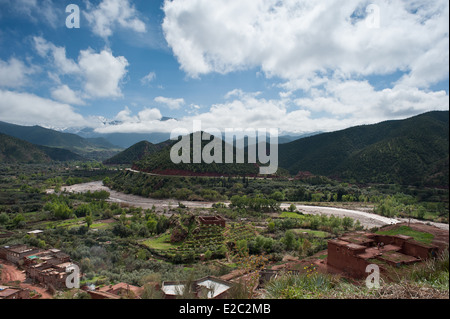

left=0, top=89, right=87, bottom=128
left=295, top=80, right=449, bottom=121
left=157, top=0, right=449, bottom=135
left=96, top=85, right=448, bottom=135
left=114, top=106, right=162, bottom=123
left=115, top=106, right=136, bottom=122
left=396, top=38, right=450, bottom=89
left=0, top=58, right=35, bottom=88
left=50, top=85, right=85, bottom=105
left=1, top=0, right=61, bottom=28
left=78, top=48, right=129, bottom=98
left=141, top=71, right=156, bottom=86
left=34, top=37, right=81, bottom=75
left=162, top=0, right=449, bottom=91
left=138, top=108, right=163, bottom=121
left=85, top=0, right=147, bottom=39
left=154, top=96, right=185, bottom=110
left=33, top=37, right=129, bottom=100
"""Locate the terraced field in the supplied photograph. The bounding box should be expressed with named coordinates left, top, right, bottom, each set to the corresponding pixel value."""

left=143, top=223, right=257, bottom=263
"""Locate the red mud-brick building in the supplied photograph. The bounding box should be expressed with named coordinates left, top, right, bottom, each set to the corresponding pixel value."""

left=327, top=231, right=439, bottom=278
left=0, top=285, right=31, bottom=299
left=1, top=245, right=77, bottom=290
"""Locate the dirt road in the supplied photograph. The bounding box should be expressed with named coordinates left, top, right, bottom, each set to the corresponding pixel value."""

left=60, top=181, right=448, bottom=230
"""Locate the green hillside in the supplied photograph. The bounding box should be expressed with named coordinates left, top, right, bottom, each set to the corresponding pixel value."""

left=0, top=121, right=122, bottom=160
left=133, top=132, right=260, bottom=176
left=278, top=111, right=449, bottom=186
left=0, top=133, right=83, bottom=163
left=103, top=140, right=171, bottom=165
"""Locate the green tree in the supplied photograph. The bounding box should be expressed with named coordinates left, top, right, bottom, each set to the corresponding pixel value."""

left=85, top=214, right=93, bottom=228
left=12, top=214, right=26, bottom=228
left=283, top=230, right=296, bottom=250
left=146, top=218, right=157, bottom=234
left=0, top=212, right=10, bottom=225
left=271, top=191, right=285, bottom=202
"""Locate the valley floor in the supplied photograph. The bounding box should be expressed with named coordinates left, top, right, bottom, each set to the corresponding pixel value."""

left=59, top=181, right=449, bottom=230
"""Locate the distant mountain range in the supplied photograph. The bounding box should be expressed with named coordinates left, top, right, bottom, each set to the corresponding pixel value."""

left=65, top=124, right=313, bottom=149
left=103, top=111, right=449, bottom=186
left=1, top=110, right=448, bottom=187
left=0, top=133, right=83, bottom=163
left=63, top=116, right=175, bottom=148
left=0, top=121, right=122, bottom=161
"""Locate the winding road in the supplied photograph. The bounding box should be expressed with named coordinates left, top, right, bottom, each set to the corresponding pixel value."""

left=60, top=181, right=448, bottom=230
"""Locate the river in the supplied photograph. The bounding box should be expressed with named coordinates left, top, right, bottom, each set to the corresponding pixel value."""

left=59, top=181, right=448, bottom=230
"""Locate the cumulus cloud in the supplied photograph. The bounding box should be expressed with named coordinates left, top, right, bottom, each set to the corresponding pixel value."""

left=0, top=58, right=35, bottom=88
left=295, top=80, right=449, bottom=121
left=154, top=96, right=186, bottom=110
left=33, top=37, right=129, bottom=100
left=85, top=0, right=147, bottom=39
left=138, top=108, right=163, bottom=121
left=78, top=48, right=129, bottom=98
left=34, top=37, right=80, bottom=75
left=0, top=89, right=87, bottom=128
left=162, top=0, right=449, bottom=91
left=156, top=0, right=449, bottom=134
left=50, top=85, right=85, bottom=105
left=0, top=0, right=61, bottom=28
left=96, top=84, right=449, bottom=135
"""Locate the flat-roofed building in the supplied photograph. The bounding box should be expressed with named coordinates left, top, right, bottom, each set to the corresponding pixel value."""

left=161, top=276, right=233, bottom=299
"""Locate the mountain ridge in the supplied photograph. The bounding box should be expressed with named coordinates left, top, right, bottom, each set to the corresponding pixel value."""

left=0, top=133, right=84, bottom=163
left=107, top=111, right=449, bottom=186
left=278, top=110, right=449, bottom=186
left=0, top=121, right=122, bottom=161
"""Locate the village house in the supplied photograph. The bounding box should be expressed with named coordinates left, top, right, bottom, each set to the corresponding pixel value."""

left=96, top=282, right=144, bottom=299
left=161, top=276, right=233, bottom=299
left=1, top=244, right=77, bottom=290
left=0, top=244, right=42, bottom=264
left=327, top=231, right=439, bottom=278
left=0, top=285, right=30, bottom=300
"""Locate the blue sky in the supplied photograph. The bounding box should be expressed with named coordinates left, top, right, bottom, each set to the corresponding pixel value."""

left=0, top=0, right=448, bottom=135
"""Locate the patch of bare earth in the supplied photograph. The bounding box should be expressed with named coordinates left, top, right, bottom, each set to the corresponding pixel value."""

left=1, top=260, right=53, bottom=299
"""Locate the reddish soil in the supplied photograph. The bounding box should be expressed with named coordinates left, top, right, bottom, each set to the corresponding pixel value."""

left=1, top=260, right=53, bottom=299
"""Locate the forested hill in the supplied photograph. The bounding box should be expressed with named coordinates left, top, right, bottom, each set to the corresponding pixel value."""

left=0, top=133, right=83, bottom=163
left=278, top=111, right=449, bottom=186
left=103, top=140, right=171, bottom=165
left=132, top=132, right=260, bottom=176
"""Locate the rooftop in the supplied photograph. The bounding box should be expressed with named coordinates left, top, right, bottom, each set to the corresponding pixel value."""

left=196, top=277, right=233, bottom=298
